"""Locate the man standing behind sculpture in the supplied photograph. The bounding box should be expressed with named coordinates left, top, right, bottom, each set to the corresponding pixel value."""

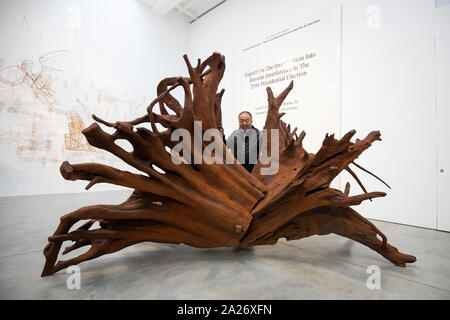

left=226, top=111, right=261, bottom=173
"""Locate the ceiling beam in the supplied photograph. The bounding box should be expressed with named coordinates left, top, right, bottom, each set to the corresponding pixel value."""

left=151, top=0, right=185, bottom=16
left=175, top=0, right=201, bottom=17
left=190, top=0, right=226, bottom=24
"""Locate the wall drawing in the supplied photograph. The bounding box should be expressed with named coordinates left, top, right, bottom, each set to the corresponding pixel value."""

left=0, top=50, right=68, bottom=114
left=0, top=49, right=143, bottom=167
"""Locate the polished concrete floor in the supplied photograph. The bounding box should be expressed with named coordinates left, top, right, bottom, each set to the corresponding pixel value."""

left=0, top=190, right=449, bottom=300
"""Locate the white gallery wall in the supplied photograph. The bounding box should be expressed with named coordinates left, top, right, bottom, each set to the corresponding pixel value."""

left=0, top=0, right=449, bottom=231
left=186, top=0, right=450, bottom=231
left=0, top=0, right=189, bottom=196
left=230, top=7, right=342, bottom=160
left=435, top=2, right=450, bottom=232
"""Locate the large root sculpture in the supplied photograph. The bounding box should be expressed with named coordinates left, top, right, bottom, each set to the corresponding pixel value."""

left=41, top=52, right=415, bottom=277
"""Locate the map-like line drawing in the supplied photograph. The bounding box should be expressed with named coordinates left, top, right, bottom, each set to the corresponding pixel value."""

left=0, top=50, right=69, bottom=114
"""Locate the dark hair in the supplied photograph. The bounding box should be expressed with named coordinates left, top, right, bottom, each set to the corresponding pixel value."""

left=238, top=111, right=252, bottom=119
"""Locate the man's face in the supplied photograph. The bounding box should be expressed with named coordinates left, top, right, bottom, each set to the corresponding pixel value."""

left=238, top=113, right=252, bottom=131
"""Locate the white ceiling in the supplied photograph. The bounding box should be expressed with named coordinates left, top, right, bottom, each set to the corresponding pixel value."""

left=137, top=0, right=226, bottom=23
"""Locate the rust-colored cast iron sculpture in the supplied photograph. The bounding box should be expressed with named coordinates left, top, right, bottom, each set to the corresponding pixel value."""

left=41, top=53, right=416, bottom=277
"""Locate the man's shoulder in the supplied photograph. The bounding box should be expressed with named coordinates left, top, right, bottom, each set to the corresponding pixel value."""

left=226, top=129, right=241, bottom=141
left=229, top=129, right=242, bottom=136
left=251, top=126, right=260, bottom=134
